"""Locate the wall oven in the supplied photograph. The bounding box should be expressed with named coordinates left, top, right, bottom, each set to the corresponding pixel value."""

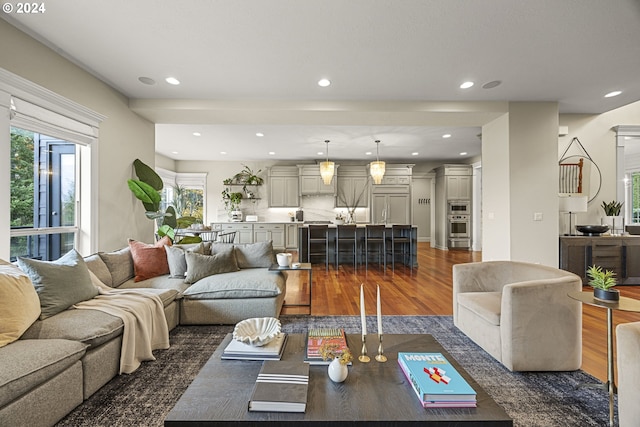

left=448, top=201, right=471, bottom=215
left=448, top=214, right=471, bottom=248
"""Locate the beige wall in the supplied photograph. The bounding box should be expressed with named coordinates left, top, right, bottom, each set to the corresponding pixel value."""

left=0, top=20, right=155, bottom=252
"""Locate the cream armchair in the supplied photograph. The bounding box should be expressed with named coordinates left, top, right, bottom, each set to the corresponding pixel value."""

left=453, top=261, right=582, bottom=372
left=616, top=322, right=640, bottom=427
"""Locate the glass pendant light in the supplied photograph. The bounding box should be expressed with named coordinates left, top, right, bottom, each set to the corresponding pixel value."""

left=319, top=140, right=335, bottom=185
left=370, top=140, right=386, bottom=184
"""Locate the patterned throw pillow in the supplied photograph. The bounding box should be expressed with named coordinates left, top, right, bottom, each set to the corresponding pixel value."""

left=128, top=236, right=171, bottom=282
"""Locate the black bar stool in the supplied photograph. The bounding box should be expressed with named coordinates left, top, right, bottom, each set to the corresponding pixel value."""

left=364, top=225, right=386, bottom=270
left=335, top=224, right=357, bottom=270
left=386, top=224, right=412, bottom=271
left=308, top=225, right=329, bottom=271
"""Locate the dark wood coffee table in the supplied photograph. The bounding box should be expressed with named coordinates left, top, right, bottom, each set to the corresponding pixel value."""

left=164, top=334, right=512, bottom=426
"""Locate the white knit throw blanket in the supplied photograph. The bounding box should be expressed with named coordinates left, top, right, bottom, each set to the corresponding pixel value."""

left=74, top=273, right=170, bottom=374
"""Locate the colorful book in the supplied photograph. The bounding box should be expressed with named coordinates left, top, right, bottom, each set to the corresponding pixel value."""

left=222, top=333, right=287, bottom=361
left=248, top=361, right=309, bottom=413
left=398, top=352, right=477, bottom=407
left=305, top=328, right=350, bottom=365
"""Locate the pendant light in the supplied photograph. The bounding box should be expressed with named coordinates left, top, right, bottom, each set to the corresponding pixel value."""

left=370, top=140, right=386, bottom=184
left=319, top=140, right=335, bottom=185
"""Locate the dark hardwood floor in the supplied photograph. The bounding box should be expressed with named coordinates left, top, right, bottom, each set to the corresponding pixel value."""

left=281, top=242, right=640, bottom=383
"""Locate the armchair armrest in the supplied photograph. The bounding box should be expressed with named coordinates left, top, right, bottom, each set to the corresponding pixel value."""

left=500, top=276, right=582, bottom=371
left=616, top=322, right=640, bottom=426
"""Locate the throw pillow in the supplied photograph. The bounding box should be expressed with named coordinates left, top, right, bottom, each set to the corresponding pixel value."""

left=184, top=247, right=239, bottom=284
left=0, top=260, right=41, bottom=347
left=17, top=249, right=99, bottom=320
left=98, top=247, right=134, bottom=287
left=165, top=243, right=206, bottom=278
left=128, top=236, right=171, bottom=282
left=233, top=240, right=277, bottom=268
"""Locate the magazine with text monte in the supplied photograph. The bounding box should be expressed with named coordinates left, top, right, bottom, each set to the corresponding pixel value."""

left=398, top=352, right=477, bottom=408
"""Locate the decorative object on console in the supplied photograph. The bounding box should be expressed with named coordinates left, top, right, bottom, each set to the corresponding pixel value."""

left=233, top=317, right=282, bottom=346
left=319, top=140, right=335, bottom=185
left=369, top=139, right=386, bottom=184
left=587, top=265, right=619, bottom=301
left=576, top=225, right=609, bottom=236
left=601, top=200, right=624, bottom=235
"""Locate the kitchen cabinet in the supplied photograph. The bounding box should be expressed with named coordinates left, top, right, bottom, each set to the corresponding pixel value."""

left=371, top=192, right=411, bottom=225
left=380, top=175, right=411, bottom=185
left=268, top=166, right=299, bottom=207
left=253, top=223, right=285, bottom=249
left=559, top=236, right=640, bottom=284
left=336, top=175, right=369, bottom=208
left=285, top=223, right=299, bottom=249
left=216, top=223, right=254, bottom=244
left=298, top=165, right=336, bottom=195
left=446, top=175, right=472, bottom=200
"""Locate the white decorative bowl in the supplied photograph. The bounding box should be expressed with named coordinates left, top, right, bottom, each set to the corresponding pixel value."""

left=233, top=317, right=282, bottom=346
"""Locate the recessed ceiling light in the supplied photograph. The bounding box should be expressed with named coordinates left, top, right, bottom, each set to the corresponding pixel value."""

left=411, top=152, right=419, bottom=156
left=605, top=90, right=622, bottom=98
left=268, top=151, right=275, bottom=155
left=318, top=78, right=331, bottom=87
left=256, top=132, right=264, bottom=137
left=220, top=151, right=227, bottom=155
left=482, top=80, right=502, bottom=89
left=460, top=81, right=474, bottom=89
left=317, top=151, right=324, bottom=156
left=192, top=132, right=201, bottom=137
left=171, top=151, right=178, bottom=154
left=365, top=151, right=373, bottom=156
left=138, top=76, right=156, bottom=85
left=442, top=134, right=452, bottom=139
left=460, top=152, right=468, bottom=156
left=165, top=77, right=180, bottom=85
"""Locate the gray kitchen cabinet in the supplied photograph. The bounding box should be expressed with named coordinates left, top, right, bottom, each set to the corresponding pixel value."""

left=336, top=175, right=369, bottom=207
left=298, top=165, right=336, bottom=195
left=220, top=223, right=253, bottom=244
left=268, top=166, right=299, bottom=207
left=285, top=223, right=299, bottom=249
left=372, top=192, right=411, bottom=224
left=447, top=175, right=472, bottom=199
left=253, top=223, right=285, bottom=249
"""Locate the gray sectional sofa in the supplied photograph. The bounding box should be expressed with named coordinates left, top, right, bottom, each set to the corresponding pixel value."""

left=0, top=240, right=286, bottom=427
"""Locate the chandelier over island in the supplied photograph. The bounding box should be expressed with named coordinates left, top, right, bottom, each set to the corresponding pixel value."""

left=319, top=139, right=335, bottom=185
left=370, top=139, right=386, bottom=184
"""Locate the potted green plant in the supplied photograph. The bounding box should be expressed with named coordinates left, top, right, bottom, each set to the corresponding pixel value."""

left=221, top=189, right=243, bottom=213
left=587, top=265, right=619, bottom=301
left=601, top=200, right=624, bottom=235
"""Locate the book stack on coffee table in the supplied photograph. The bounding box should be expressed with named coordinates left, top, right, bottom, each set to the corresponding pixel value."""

left=221, top=333, right=288, bottom=361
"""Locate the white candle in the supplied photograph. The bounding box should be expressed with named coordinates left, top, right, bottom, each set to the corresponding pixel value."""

left=377, top=284, right=383, bottom=335
left=360, top=284, right=367, bottom=336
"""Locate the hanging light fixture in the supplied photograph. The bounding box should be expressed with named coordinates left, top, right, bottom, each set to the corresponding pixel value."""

left=370, top=140, right=386, bottom=184
left=319, top=140, right=335, bottom=185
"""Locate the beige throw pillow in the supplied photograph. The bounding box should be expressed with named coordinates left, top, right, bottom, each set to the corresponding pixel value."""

left=0, top=260, right=41, bottom=347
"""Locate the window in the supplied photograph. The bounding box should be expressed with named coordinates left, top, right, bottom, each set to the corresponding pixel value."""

left=630, top=171, right=640, bottom=224
left=157, top=168, right=207, bottom=225
left=10, top=127, right=78, bottom=261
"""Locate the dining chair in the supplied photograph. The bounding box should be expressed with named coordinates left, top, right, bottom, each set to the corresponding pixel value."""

left=217, top=231, right=237, bottom=243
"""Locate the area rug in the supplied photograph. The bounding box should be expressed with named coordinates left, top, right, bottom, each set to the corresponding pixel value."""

left=56, top=315, right=614, bottom=427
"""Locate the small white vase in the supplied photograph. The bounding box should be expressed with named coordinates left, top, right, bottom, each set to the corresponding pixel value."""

left=327, top=358, right=348, bottom=383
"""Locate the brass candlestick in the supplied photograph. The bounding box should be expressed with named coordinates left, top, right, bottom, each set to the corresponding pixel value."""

left=359, top=334, right=371, bottom=363
left=375, top=333, right=387, bottom=362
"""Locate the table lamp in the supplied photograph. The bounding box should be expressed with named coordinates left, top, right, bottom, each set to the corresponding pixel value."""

left=559, top=195, right=588, bottom=236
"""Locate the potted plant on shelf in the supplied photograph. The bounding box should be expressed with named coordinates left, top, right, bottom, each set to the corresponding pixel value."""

left=587, top=265, right=619, bottom=301
left=601, top=200, right=624, bottom=235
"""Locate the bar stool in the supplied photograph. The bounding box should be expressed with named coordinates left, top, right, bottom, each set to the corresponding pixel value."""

left=308, top=225, right=329, bottom=271
left=335, top=224, right=357, bottom=270
left=386, top=224, right=413, bottom=271
left=364, top=225, right=386, bottom=271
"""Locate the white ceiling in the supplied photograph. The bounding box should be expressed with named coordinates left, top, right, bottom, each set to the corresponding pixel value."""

left=4, top=0, right=640, bottom=162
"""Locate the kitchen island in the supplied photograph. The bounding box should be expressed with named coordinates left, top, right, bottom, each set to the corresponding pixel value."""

left=298, top=224, right=417, bottom=268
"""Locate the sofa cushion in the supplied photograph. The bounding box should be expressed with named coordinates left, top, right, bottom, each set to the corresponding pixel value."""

left=119, top=275, right=190, bottom=294
left=84, top=253, right=114, bottom=287
left=457, top=292, right=502, bottom=326
left=17, top=250, right=99, bottom=320
left=98, top=247, right=134, bottom=287
left=129, top=237, right=171, bottom=282
left=0, top=261, right=41, bottom=347
left=184, top=248, right=239, bottom=284
left=165, top=243, right=206, bottom=278
left=232, top=241, right=277, bottom=268
left=21, top=308, right=124, bottom=348
left=182, top=268, right=285, bottom=300
left=0, top=338, right=87, bottom=408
